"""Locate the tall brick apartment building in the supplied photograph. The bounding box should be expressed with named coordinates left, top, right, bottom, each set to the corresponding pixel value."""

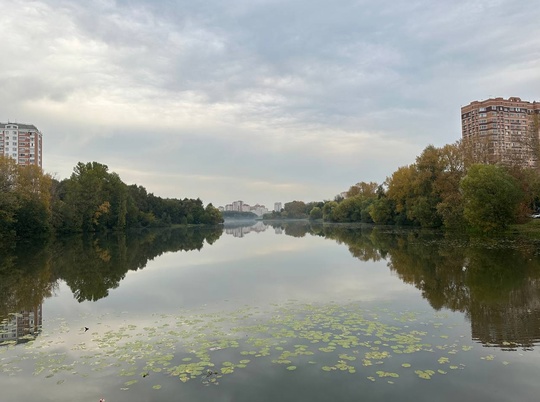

left=0, top=122, right=43, bottom=168
left=461, top=97, right=540, bottom=167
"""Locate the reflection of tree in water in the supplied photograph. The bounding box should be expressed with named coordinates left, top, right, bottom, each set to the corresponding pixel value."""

left=321, top=225, right=391, bottom=262
left=390, top=233, right=540, bottom=349
left=465, top=246, right=540, bottom=350
left=0, top=239, right=55, bottom=319
left=54, top=226, right=224, bottom=302
left=0, top=226, right=224, bottom=319
left=268, top=221, right=312, bottom=238
left=282, top=223, right=540, bottom=350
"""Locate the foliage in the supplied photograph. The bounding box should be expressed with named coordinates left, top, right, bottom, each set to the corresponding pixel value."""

left=280, top=135, right=540, bottom=232
left=460, top=164, right=523, bottom=232
left=369, top=197, right=395, bottom=225
left=345, top=181, right=378, bottom=198
left=1, top=158, right=222, bottom=238
left=222, top=211, right=258, bottom=220
left=0, top=156, right=52, bottom=239
left=54, top=162, right=223, bottom=233
left=283, top=200, right=309, bottom=219
left=309, top=206, right=323, bottom=220
left=322, top=201, right=338, bottom=221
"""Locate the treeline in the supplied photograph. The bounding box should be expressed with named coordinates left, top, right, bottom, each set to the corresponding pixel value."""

left=264, top=200, right=325, bottom=220
left=271, top=141, right=540, bottom=232
left=0, top=159, right=223, bottom=238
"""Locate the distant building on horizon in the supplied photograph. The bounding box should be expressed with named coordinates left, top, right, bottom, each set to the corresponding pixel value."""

left=461, top=97, right=540, bottom=167
left=221, top=200, right=269, bottom=216
left=0, top=122, right=43, bottom=167
left=274, top=202, right=282, bottom=212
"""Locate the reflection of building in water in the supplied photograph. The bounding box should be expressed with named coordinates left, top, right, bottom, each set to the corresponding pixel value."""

left=274, top=226, right=283, bottom=235
left=224, top=222, right=269, bottom=238
left=0, top=305, right=43, bottom=344
left=469, top=284, right=540, bottom=350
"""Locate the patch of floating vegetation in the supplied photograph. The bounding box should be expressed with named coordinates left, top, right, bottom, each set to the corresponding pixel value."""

left=0, top=301, right=510, bottom=391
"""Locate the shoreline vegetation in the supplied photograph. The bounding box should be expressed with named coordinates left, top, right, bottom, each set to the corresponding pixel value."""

left=0, top=159, right=223, bottom=240
left=264, top=140, right=540, bottom=235
left=4, top=135, right=540, bottom=241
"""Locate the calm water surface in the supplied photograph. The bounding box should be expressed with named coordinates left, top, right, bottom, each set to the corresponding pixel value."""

left=2, top=222, right=540, bottom=402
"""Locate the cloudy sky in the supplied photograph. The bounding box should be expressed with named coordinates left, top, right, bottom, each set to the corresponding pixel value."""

left=1, top=0, right=539, bottom=208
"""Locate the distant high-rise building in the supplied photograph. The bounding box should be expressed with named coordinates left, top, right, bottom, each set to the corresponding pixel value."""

left=274, top=202, right=282, bottom=212
left=0, top=123, right=43, bottom=167
left=232, top=200, right=244, bottom=212
left=461, top=97, right=540, bottom=167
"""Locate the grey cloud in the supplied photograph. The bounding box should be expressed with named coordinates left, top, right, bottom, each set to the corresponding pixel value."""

left=2, top=0, right=540, bottom=206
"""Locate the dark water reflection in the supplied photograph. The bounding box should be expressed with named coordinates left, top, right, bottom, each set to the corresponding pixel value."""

left=267, top=221, right=540, bottom=350
left=3, top=223, right=540, bottom=349
left=3, top=222, right=540, bottom=402
left=0, top=226, right=223, bottom=342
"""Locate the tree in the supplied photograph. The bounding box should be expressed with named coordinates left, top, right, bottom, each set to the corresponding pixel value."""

left=332, top=196, right=374, bottom=223
left=460, top=164, right=523, bottom=232
left=346, top=181, right=378, bottom=198
left=0, top=157, right=53, bottom=238
left=369, top=197, right=394, bottom=225
left=309, top=206, right=323, bottom=220
left=385, top=164, right=416, bottom=225
left=61, top=162, right=128, bottom=232
left=434, top=142, right=466, bottom=229
left=385, top=144, right=466, bottom=228
left=283, top=201, right=308, bottom=219
left=0, top=156, right=21, bottom=236
left=322, top=201, right=338, bottom=221
left=202, top=203, right=224, bottom=224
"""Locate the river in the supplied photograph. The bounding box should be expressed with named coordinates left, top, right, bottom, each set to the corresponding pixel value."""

left=1, top=222, right=540, bottom=401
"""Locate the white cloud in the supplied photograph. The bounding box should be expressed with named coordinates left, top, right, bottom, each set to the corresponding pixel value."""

left=1, top=0, right=540, bottom=207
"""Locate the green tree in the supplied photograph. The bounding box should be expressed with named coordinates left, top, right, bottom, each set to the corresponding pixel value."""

left=0, top=158, right=53, bottom=238
left=61, top=162, right=128, bottom=232
left=369, top=194, right=395, bottom=225
left=322, top=201, right=338, bottom=221
left=434, top=142, right=466, bottom=229
left=385, top=164, right=416, bottom=225
left=283, top=200, right=308, bottom=219
left=309, top=206, right=323, bottom=220
left=0, top=156, right=20, bottom=236
left=385, top=144, right=466, bottom=228
left=461, top=164, right=524, bottom=232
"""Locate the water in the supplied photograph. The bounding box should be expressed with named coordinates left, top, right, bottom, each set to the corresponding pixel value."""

left=2, top=222, right=540, bottom=402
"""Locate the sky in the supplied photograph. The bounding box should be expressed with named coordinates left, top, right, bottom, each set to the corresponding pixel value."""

left=1, top=0, right=539, bottom=208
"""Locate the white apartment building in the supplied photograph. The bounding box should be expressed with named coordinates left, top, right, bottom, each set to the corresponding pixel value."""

left=274, top=202, right=282, bottom=212
left=0, top=123, right=43, bottom=167
left=221, top=201, right=269, bottom=216
left=232, top=200, right=244, bottom=211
